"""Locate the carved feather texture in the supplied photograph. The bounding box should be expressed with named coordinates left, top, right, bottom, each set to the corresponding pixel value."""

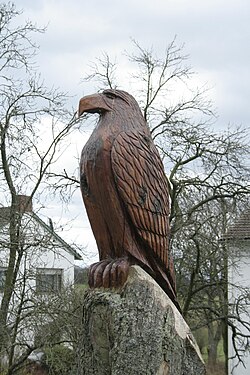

left=111, top=130, right=170, bottom=268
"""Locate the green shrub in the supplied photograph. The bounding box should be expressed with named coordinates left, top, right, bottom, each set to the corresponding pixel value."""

left=42, top=345, right=74, bottom=375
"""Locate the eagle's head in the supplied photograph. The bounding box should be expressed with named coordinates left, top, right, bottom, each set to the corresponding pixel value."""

left=78, top=89, right=142, bottom=118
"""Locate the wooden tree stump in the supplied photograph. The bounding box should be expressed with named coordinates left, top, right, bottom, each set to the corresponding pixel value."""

left=76, top=266, right=206, bottom=375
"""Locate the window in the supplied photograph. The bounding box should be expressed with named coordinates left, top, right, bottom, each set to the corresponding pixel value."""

left=0, top=268, right=7, bottom=292
left=36, top=269, right=62, bottom=293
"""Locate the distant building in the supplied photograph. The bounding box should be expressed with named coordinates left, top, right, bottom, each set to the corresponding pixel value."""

left=224, top=210, right=250, bottom=375
left=0, top=195, right=82, bottom=361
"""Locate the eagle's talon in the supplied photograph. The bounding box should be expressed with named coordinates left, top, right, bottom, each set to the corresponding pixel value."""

left=88, top=258, right=130, bottom=289
left=102, top=261, right=114, bottom=288
left=88, top=260, right=109, bottom=288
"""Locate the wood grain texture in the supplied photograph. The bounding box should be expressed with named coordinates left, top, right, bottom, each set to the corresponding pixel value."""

left=111, top=130, right=170, bottom=266
left=78, top=89, right=178, bottom=308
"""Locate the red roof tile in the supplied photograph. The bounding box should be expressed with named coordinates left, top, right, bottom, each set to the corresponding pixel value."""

left=223, top=210, right=250, bottom=240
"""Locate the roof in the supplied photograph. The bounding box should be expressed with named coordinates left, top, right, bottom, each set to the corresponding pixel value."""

left=0, top=207, right=82, bottom=260
left=222, top=209, right=250, bottom=241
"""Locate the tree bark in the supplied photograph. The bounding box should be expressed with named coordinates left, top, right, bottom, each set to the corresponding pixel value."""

left=207, top=320, right=222, bottom=369
left=76, top=266, right=206, bottom=375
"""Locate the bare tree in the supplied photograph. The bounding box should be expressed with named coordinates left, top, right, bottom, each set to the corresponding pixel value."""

left=76, top=39, right=250, bottom=372
left=0, top=3, right=83, bottom=373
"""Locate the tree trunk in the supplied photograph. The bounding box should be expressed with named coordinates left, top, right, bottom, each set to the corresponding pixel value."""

left=76, top=266, right=206, bottom=375
left=207, top=320, right=222, bottom=369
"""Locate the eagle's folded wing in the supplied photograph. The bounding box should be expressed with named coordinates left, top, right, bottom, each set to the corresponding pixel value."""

left=111, top=130, right=170, bottom=269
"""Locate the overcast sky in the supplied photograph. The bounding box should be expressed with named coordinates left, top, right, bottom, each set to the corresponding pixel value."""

left=13, top=0, right=250, bottom=264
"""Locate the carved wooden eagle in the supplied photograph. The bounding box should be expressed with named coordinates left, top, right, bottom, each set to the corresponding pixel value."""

left=79, top=89, right=178, bottom=307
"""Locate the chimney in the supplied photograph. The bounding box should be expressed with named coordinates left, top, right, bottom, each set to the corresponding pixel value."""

left=17, top=195, right=33, bottom=213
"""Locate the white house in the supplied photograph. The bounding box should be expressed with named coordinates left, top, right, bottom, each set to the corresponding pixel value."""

left=0, top=195, right=82, bottom=294
left=224, top=210, right=250, bottom=375
left=0, top=195, right=82, bottom=364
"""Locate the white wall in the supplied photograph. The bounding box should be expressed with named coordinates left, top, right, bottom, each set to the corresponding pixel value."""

left=0, top=212, right=76, bottom=301
left=0, top=212, right=77, bottom=353
left=228, top=242, right=250, bottom=375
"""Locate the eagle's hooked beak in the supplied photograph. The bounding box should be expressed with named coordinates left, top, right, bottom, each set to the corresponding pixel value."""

left=78, top=93, right=111, bottom=117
